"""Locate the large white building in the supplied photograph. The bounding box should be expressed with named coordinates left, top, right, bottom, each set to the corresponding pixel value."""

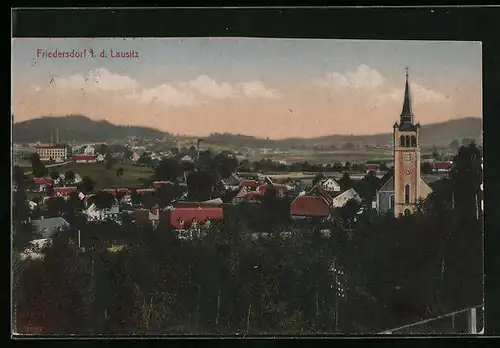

left=36, top=145, right=68, bottom=162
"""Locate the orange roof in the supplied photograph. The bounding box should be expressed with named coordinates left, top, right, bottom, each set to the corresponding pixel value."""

left=291, top=195, right=330, bottom=217
left=170, top=207, right=223, bottom=229
left=34, top=177, right=54, bottom=185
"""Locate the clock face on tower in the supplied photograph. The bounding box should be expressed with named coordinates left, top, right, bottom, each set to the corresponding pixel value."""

left=403, top=153, right=412, bottom=161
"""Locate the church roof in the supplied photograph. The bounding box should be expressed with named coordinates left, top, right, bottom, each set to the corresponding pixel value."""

left=399, top=68, right=415, bottom=130
left=378, top=167, right=394, bottom=190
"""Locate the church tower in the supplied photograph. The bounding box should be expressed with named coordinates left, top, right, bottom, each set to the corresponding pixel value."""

left=393, top=68, right=422, bottom=217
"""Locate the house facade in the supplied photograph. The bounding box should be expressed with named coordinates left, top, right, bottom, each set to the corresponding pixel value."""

left=73, top=155, right=97, bottom=163
left=36, top=145, right=68, bottom=162
left=84, top=199, right=121, bottom=222
left=375, top=69, right=433, bottom=217
left=34, top=177, right=54, bottom=192
left=291, top=184, right=362, bottom=219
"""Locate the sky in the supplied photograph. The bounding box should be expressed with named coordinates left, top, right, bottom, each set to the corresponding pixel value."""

left=11, top=38, right=482, bottom=139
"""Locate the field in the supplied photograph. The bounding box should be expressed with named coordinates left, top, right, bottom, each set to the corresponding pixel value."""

left=30, top=162, right=154, bottom=190
left=247, top=149, right=395, bottom=164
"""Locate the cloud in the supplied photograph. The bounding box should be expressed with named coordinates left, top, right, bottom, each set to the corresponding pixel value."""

left=43, top=69, right=281, bottom=107
left=53, top=68, right=140, bottom=94
left=126, top=84, right=195, bottom=107
left=183, top=74, right=238, bottom=99
left=311, top=64, right=385, bottom=89
left=377, top=83, right=449, bottom=104
left=237, top=81, right=282, bottom=98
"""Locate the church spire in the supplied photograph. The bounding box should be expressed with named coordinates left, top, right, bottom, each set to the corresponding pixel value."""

left=400, top=67, right=414, bottom=126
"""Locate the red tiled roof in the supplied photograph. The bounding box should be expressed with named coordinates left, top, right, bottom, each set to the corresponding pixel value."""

left=73, top=155, right=96, bottom=160
left=117, top=188, right=131, bottom=194
left=170, top=207, right=223, bottom=229
left=152, top=181, right=174, bottom=189
left=54, top=186, right=77, bottom=195
left=291, top=195, right=330, bottom=217
left=240, top=179, right=261, bottom=188
left=136, top=188, right=155, bottom=196
left=366, top=164, right=380, bottom=171
left=311, top=184, right=335, bottom=204
left=101, top=189, right=117, bottom=195
left=34, top=177, right=54, bottom=185
left=434, top=161, right=453, bottom=170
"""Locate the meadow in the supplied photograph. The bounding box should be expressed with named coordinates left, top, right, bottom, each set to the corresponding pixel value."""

left=30, top=162, right=154, bottom=190
left=247, top=149, right=394, bottom=164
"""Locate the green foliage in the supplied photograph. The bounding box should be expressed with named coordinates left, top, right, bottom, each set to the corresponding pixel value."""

left=30, top=153, right=47, bottom=177
left=421, top=161, right=434, bottom=174
left=79, top=176, right=95, bottom=194
left=12, top=144, right=483, bottom=335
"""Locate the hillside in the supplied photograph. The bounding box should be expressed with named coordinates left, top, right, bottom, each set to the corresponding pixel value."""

left=13, top=115, right=481, bottom=148
left=12, top=115, right=173, bottom=143
left=204, top=117, right=482, bottom=148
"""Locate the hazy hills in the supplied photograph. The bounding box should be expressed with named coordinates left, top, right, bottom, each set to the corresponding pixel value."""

left=13, top=115, right=481, bottom=148
left=12, top=115, right=173, bottom=144
left=203, top=117, right=481, bottom=148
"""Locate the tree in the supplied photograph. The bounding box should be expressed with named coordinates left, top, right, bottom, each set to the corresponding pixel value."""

left=30, top=153, right=47, bottom=177
left=155, top=158, right=182, bottom=182
left=312, top=173, right=325, bottom=186
left=50, top=170, right=60, bottom=180
left=15, top=238, right=94, bottom=334
left=432, top=146, right=440, bottom=160
left=97, top=144, right=108, bottom=155
left=101, top=253, right=147, bottom=334
left=155, top=183, right=177, bottom=207
left=106, top=155, right=114, bottom=170
left=124, top=148, right=133, bottom=160
left=116, top=167, right=124, bottom=185
left=450, top=142, right=482, bottom=220
left=45, top=197, right=67, bottom=217
left=65, top=170, right=76, bottom=184
left=461, top=138, right=476, bottom=147
left=338, top=173, right=353, bottom=190
left=79, top=176, right=95, bottom=194
left=130, top=189, right=140, bottom=206
left=92, top=192, right=116, bottom=210
left=13, top=165, right=30, bottom=192
left=449, top=139, right=460, bottom=151
left=342, top=142, right=355, bottom=150
left=421, top=162, right=434, bottom=174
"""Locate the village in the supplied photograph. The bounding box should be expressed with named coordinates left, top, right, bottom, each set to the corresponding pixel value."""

left=11, top=33, right=484, bottom=336
left=14, top=131, right=458, bottom=254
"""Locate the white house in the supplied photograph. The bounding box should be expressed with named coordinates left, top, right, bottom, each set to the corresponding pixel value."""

left=83, top=145, right=95, bottom=156
left=28, top=200, right=38, bottom=211
left=321, top=178, right=341, bottom=192
left=181, top=155, right=194, bottom=163
left=20, top=238, right=53, bottom=261
left=331, top=188, right=363, bottom=208
left=84, top=199, right=121, bottom=222
left=131, top=152, right=141, bottom=162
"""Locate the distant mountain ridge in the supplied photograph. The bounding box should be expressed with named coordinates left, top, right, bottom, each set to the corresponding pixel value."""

left=13, top=115, right=481, bottom=148
left=13, top=115, right=173, bottom=144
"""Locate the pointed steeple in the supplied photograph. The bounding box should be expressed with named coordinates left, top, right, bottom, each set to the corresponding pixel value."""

left=400, top=67, right=414, bottom=126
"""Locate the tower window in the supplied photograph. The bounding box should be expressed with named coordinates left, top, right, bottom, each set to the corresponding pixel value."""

left=411, top=135, right=417, bottom=147
left=400, top=135, right=405, bottom=147
left=405, top=184, right=410, bottom=204
left=405, top=135, right=411, bottom=148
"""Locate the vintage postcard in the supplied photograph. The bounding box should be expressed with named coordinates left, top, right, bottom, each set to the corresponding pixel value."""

left=11, top=38, right=483, bottom=335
